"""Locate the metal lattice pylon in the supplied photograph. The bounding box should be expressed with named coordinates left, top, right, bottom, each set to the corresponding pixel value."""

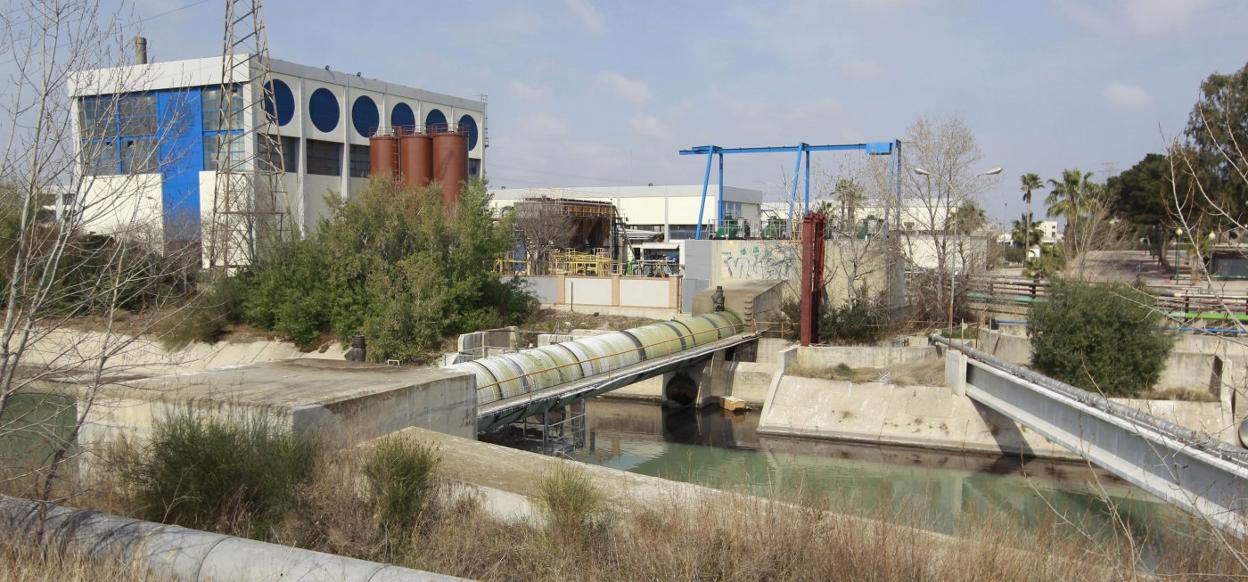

left=208, top=0, right=289, bottom=270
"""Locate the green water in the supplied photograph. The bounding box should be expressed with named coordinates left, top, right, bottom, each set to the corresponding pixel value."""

left=495, top=399, right=1178, bottom=540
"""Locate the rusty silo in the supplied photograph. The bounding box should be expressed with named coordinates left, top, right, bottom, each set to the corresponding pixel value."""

left=431, top=129, right=469, bottom=209
left=399, top=131, right=433, bottom=189
left=368, top=133, right=399, bottom=178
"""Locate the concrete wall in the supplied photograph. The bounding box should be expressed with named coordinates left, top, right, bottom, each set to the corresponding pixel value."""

left=788, top=345, right=939, bottom=376
left=710, top=239, right=890, bottom=308
left=513, top=274, right=681, bottom=315
left=80, top=362, right=477, bottom=472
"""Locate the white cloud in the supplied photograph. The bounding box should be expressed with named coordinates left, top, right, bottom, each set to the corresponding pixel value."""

left=629, top=114, right=671, bottom=140
left=598, top=71, right=651, bottom=105
left=564, top=0, right=606, bottom=34
left=1104, top=81, right=1153, bottom=109
left=517, top=112, right=570, bottom=137
left=509, top=80, right=548, bottom=101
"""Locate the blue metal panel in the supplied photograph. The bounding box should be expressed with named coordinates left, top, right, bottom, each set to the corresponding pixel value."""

left=309, top=88, right=340, bottom=132
left=351, top=95, right=379, bottom=138
left=694, top=148, right=715, bottom=239
left=391, top=102, right=416, bottom=132
left=717, top=152, right=724, bottom=229
left=157, top=89, right=205, bottom=241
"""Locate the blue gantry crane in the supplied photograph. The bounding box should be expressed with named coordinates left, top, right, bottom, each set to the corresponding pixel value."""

left=679, top=140, right=902, bottom=239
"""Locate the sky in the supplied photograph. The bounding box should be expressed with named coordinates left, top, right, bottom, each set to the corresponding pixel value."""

left=117, top=0, right=1248, bottom=224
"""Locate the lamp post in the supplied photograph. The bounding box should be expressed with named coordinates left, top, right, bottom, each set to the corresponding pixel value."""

left=1173, top=227, right=1183, bottom=280
left=913, top=166, right=1003, bottom=333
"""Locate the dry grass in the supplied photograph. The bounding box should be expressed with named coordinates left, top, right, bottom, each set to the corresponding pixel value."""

left=1137, top=387, right=1220, bottom=402
left=521, top=309, right=659, bottom=334
left=0, top=538, right=147, bottom=582
left=7, top=432, right=1248, bottom=581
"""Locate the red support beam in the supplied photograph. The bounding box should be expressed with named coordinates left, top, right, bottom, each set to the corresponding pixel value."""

left=799, top=212, right=827, bottom=346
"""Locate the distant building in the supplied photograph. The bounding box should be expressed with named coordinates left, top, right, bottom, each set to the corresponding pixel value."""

left=69, top=52, right=486, bottom=257
left=490, top=185, right=762, bottom=240
left=1037, top=220, right=1061, bottom=244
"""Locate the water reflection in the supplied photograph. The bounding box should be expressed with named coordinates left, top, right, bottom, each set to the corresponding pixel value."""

left=494, top=398, right=1179, bottom=540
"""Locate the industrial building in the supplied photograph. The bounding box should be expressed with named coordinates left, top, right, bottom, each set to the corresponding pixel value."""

left=489, top=185, right=763, bottom=241
left=69, top=50, right=486, bottom=253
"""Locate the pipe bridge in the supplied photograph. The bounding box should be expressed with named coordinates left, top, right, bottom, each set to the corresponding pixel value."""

left=448, top=313, right=757, bottom=433
left=934, top=335, right=1248, bottom=536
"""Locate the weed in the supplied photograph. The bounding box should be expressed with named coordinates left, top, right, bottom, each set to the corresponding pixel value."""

left=364, top=436, right=441, bottom=534
left=535, top=462, right=610, bottom=543
left=122, top=411, right=316, bottom=538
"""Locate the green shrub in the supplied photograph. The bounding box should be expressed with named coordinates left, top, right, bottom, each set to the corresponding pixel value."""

left=1028, top=280, right=1174, bottom=396
left=233, top=179, right=535, bottom=360
left=364, top=437, right=441, bottom=533
left=536, top=463, right=610, bottom=542
left=124, top=411, right=316, bottom=537
left=780, top=289, right=888, bottom=344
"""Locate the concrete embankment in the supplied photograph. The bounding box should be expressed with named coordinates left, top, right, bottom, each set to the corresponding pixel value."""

left=753, top=341, right=1237, bottom=458
left=25, top=328, right=347, bottom=376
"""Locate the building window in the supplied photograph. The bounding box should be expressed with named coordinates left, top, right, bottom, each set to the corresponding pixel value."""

left=351, top=96, right=379, bottom=138
left=468, top=158, right=481, bottom=178
left=458, top=114, right=478, bottom=150
left=79, top=93, right=159, bottom=175
left=263, top=79, right=295, bottom=126
left=668, top=225, right=707, bottom=240
left=260, top=135, right=299, bottom=173
left=309, top=88, right=340, bottom=133
left=203, top=134, right=245, bottom=171
left=81, top=138, right=119, bottom=175
left=425, top=108, right=447, bottom=133
left=202, top=86, right=242, bottom=132
left=391, top=102, right=416, bottom=133
left=306, top=139, right=341, bottom=176
left=121, top=138, right=158, bottom=174
left=349, top=144, right=369, bottom=178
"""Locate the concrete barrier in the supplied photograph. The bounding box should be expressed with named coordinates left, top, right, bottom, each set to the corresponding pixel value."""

left=0, top=495, right=462, bottom=581
left=787, top=345, right=938, bottom=377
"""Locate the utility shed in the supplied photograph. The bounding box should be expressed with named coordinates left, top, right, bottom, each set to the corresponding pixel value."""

left=692, top=280, right=785, bottom=328
left=79, top=359, right=477, bottom=459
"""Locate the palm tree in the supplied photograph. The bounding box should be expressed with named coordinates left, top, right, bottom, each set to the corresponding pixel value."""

left=1046, top=169, right=1094, bottom=256
left=1046, top=169, right=1093, bottom=220
left=1019, top=173, right=1043, bottom=256
left=951, top=201, right=986, bottom=234
left=1011, top=213, right=1042, bottom=248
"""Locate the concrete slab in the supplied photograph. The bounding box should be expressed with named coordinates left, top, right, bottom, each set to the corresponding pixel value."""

left=80, top=359, right=477, bottom=459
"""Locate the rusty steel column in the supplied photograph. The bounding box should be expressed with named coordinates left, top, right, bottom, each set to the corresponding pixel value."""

left=799, top=212, right=826, bottom=346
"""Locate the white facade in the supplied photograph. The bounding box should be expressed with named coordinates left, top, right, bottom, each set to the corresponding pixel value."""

left=760, top=197, right=952, bottom=231
left=1037, top=220, right=1061, bottom=244
left=68, top=54, right=486, bottom=253
left=490, top=185, right=763, bottom=240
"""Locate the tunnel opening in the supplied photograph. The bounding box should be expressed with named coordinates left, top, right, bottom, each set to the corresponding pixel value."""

left=664, top=373, right=699, bottom=407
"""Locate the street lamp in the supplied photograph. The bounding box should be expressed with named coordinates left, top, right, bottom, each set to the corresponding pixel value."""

left=1173, top=227, right=1184, bottom=280
left=912, top=166, right=1002, bottom=333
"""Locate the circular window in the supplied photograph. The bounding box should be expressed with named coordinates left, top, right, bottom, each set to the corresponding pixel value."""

left=351, top=95, right=379, bottom=137
left=458, top=114, right=479, bottom=150
left=425, top=108, right=447, bottom=133
left=391, top=102, right=416, bottom=133
left=308, top=88, right=339, bottom=133
left=263, top=79, right=295, bottom=126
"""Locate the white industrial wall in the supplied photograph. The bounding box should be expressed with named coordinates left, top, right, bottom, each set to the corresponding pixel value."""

left=80, top=174, right=165, bottom=240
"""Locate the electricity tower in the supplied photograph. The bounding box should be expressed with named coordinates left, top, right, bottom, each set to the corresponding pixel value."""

left=208, top=0, right=289, bottom=270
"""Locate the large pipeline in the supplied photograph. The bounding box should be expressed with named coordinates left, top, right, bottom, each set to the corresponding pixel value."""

left=448, top=312, right=745, bottom=408
left=0, top=494, right=462, bottom=581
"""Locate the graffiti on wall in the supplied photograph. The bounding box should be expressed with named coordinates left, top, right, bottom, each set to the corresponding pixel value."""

left=719, top=241, right=800, bottom=281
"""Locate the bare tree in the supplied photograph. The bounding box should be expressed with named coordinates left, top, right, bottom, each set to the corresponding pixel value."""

left=0, top=0, right=200, bottom=505
left=893, top=114, right=998, bottom=325
left=511, top=198, right=574, bottom=275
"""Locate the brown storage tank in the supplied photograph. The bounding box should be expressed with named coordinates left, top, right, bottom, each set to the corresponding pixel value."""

left=368, top=134, right=398, bottom=178
left=431, top=130, right=469, bottom=209
left=398, top=131, right=433, bottom=189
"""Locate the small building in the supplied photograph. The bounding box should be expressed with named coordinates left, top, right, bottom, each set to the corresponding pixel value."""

left=489, top=185, right=763, bottom=241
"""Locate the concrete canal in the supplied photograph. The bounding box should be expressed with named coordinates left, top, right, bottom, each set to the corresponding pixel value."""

left=484, top=398, right=1177, bottom=541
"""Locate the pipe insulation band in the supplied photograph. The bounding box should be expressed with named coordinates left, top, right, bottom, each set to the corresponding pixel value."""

left=930, top=334, right=1248, bottom=465
left=0, top=494, right=465, bottom=582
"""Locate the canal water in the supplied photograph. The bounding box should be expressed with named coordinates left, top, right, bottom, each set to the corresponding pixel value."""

left=486, top=398, right=1179, bottom=541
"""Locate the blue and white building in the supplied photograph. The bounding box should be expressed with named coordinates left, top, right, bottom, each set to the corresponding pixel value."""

left=69, top=54, right=487, bottom=247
